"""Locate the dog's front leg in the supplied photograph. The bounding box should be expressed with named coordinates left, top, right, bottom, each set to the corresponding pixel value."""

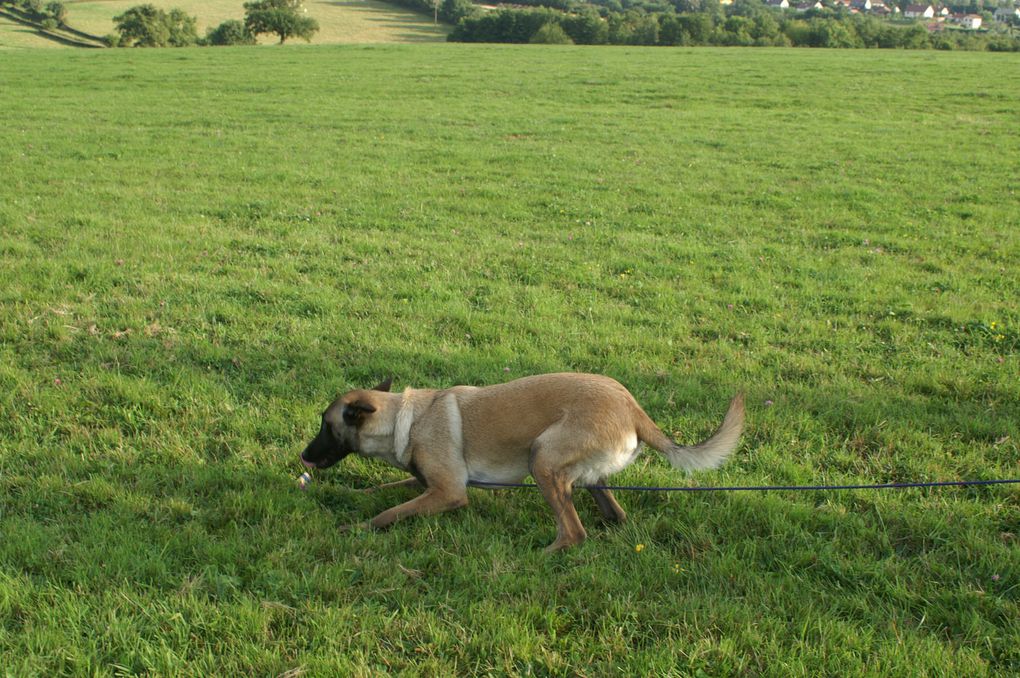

left=368, top=487, right=468, bottom=529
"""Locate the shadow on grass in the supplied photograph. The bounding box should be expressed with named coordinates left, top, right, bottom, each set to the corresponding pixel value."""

left=320, top=0, right=447, bottom=42
left=9, top=327, right=1018, bottom=587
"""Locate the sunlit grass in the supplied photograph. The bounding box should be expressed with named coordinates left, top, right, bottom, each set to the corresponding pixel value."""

left=1, top=45, right=1018, bottom=675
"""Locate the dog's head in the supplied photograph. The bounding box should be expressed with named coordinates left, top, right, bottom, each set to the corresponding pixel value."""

left=300, top=378, right=392, bottom=469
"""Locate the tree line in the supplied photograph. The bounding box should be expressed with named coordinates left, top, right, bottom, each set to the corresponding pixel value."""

left=107, top=0, right=319, bottom=47
left=446, top=1, right=1020, bottom=49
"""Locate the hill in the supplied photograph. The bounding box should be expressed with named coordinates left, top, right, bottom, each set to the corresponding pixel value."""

left=0, top=0, right=447, bottom=47
left=0, top=13, right=65, bottom=47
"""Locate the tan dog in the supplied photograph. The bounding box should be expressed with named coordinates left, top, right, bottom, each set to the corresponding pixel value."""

left=300, top=373, right=744, bottom=552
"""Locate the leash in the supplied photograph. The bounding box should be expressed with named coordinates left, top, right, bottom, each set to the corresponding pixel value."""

left=468, top=478, right=1020, bottom=492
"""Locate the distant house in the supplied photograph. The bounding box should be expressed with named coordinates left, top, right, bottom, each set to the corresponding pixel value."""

left=870, top=1, right=892, bottom=15
left=852, top=0, right=872, bottom=10
left=904, top=4, right=934, bottom=18
left=950, top=13, right=983, bottom=28
left=795, top=1, right=823, bottom=10
left=938, top=6, right=950, bottom=16
left=994, top=6, right=1020, bottom=22
left=766, top=0, right=790, bottom=8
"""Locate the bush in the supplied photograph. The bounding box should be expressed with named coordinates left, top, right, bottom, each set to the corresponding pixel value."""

left=530, top=21, right=574, bottom=43
left=206, top=19, right=256, bottom=45
left=986, top=35, right=1019, bottom=52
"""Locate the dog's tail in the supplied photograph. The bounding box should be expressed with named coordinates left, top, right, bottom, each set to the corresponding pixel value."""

left=635, top=393, right=745, bottom=471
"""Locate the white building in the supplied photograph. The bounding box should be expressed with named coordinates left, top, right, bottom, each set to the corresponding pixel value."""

left=904, top=4, right=935, bottom=18
left=950, top=13, right=983, bottom=28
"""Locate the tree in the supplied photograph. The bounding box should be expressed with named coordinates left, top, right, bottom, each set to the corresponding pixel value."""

left=631, top=13, right=660, bottom=44
left=113, top=4, right=197, bottom=47
left=530, top=21, right=574, bottom=43
left=439, top=0, right=477, bottom=23
left=898, top=22, right=929, bottom=49
left=206, top=19, right=256, bottom=45
left=243, top=0, right=319, bottom=44
left=166, top=8, right=198, bottom=45
left=44, top=1, right=67, bottom=25
left=560, top=7, right=608, bottom=44
left=22, top=0, right=44, bottom=16
left=677, top=12, right=714, bottom=44
left=658, top=13, right=684, bottom=44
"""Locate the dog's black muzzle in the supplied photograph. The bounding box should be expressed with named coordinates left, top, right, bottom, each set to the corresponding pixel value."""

left=299, top=422, right=350, bottom=470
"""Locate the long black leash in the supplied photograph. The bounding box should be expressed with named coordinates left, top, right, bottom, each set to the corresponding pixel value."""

left=468, top=478, right=1020, bottom=492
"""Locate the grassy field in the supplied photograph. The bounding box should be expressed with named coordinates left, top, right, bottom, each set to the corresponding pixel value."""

left=1, top=44, right=1018, bottom=675
left=0, top=0, right=446, bottom=48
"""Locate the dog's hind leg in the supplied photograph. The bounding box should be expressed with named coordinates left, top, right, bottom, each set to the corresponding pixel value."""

left=533, top=470, right=586, bottom=552
left=588, top=486, right=627, bottom=525
left=530, top=441, right=588, bottom=552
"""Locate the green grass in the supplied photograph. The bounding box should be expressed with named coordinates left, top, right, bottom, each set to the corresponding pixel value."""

left=1, top=45, right=1018, bottom=675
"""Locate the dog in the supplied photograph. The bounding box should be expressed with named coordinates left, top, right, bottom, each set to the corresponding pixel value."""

left=300, top=373, right=744, bottom=552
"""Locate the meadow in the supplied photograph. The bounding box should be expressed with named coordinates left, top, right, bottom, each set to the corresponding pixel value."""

left=1, top=44, right=1019, bottom=675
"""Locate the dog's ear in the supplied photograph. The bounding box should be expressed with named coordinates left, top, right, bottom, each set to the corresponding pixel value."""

left=371, top=377, right=393, bottom=392
left=342, top=400, right=377, bottom=427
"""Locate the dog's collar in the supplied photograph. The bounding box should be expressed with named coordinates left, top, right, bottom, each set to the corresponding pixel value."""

left=393, top=391, right=414, bottom=466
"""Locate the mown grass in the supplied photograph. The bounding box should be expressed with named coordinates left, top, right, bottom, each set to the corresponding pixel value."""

left=1, top=45, right=1018, bottom=675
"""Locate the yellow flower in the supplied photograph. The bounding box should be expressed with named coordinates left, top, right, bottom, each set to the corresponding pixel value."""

left=635, top=543, right=645, bottom=553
